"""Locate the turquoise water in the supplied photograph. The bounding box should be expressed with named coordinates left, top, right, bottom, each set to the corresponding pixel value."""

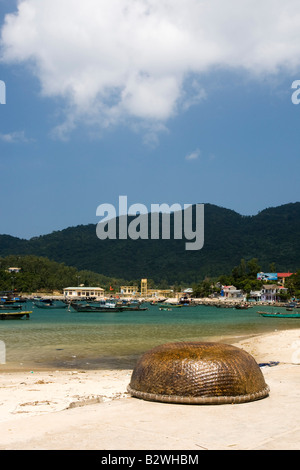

left=0, top=302, right=299, bottom=370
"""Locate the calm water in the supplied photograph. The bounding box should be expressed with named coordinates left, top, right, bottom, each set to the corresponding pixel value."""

left=0, top=302, right=299, bottom=370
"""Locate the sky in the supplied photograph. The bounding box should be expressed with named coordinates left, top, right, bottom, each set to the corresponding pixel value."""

left=0, top=0, right=300, bottom=239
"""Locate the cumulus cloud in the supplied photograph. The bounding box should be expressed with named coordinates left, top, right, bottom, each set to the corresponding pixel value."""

left=1, top=0, right=300, bottom=138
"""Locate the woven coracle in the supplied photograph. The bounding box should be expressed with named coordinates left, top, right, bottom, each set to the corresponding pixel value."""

left=127, top=341, right=269, bottom=404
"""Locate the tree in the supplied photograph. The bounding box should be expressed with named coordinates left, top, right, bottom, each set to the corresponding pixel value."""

left=192, top=280, right=212, bottom=298
left=269, top=262, right=276, bottom=273
left=247, top=258, right=261, bottom=279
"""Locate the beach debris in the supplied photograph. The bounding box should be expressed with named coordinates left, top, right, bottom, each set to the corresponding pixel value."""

left=259, top=361, right=280, bottom=368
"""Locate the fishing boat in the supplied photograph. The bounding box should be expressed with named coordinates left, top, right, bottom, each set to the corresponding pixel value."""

left=0, top=298, right=18, bottom=305
left=235, top=303, right=252, bottom=310
left=33, top=299, right=68, bottom=309
left=70, top=299, right=148, bottom=313
left=258, top=311, right=300, bottom=318
left=117, top=301, right=148, bottom=311
left=156, top=303, right=183, bottom=308
left=70, top=301, right=123, bottom=312
left=119, top=305, right=148, bottom=311
left=0, top=311, right=31, bottom=320
left=0, top=303, right=22, bottom=310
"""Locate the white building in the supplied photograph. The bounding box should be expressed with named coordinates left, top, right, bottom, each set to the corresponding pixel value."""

left=63, top=287, right=104, bottom=300
left=249, top=290, right=262, bottom=301
left=261, top=284, right=288, bottom=302
left=222, top=285, right=245, bottom=300
left=7, top=267, right=21, bottom=273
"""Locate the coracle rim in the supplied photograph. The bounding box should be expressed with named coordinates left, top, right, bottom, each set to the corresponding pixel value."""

left=127, top=384, right=270, bottom=405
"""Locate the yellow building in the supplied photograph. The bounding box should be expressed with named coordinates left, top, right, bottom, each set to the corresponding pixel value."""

left=147, top=289, right=173, bottom=298
left=139, top=279, right=173, bottom=299
left=119, top=286, right=138, bottom=296
left=141, top=279, right=148, bottom=297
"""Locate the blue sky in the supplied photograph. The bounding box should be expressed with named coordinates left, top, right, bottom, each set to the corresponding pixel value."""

left=0, top=0, right=300, bottom=239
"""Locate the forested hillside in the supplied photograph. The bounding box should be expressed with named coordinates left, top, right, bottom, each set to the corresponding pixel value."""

left=0, top=255, right=130, bottom=293
left=0, top=203, right=299, bottom=284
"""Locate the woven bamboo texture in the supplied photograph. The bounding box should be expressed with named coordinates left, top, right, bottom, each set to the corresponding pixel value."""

left=128, top=342, right=269, bottom=404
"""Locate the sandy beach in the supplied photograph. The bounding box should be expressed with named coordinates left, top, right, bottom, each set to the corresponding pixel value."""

left=0, top=328, right=300, bottom=450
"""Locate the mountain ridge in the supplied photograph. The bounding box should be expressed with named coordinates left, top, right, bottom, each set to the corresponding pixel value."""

left=0, top=202, right=299, bottom=283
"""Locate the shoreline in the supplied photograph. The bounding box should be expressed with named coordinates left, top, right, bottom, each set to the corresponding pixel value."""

left=0, top=331, right=281, bottom=374
left=0, top=327, right=300, bottom=449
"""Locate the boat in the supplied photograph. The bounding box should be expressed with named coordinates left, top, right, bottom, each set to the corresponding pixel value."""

left=235, top=303, right=252, bottom=310
left=119, top=305, right=148, bottom=311
left=258, top=311, right=300, bottom=318
left=70, top=302, right=124, bottom=312
left=159, top=307, right=172, bottom=311
left=0, top=311, right=31, bottom=320
left=0, top=298, right=18, bottom=305
left=156, top=303, right=183, bottom=308
left=0, top=303, right=22, bottom=310
left=33, top=299, right=68, bottom=309
left=70, top=299, right=148, bottom=313
left=117, top=301, right=148, bottom=311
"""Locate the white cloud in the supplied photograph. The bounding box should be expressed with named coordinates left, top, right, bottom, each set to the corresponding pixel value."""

left=1, top=0, right=300, bottom=138
left=185, top=149, right=200, bottom=161
left=0, top=130, right=32, bottom=143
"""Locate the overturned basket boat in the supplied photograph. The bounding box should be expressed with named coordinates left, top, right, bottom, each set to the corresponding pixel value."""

left=127, top=341, right=269, bottom=405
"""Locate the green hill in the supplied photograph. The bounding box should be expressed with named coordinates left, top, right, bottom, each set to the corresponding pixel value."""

left=0, top=202, right=299, bottom=284
left=0, top=255, right=130, bottom=293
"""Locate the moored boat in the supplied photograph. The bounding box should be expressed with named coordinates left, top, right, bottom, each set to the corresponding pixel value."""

left=70, top=302, right=123, bottom=312
left=33, top=299, right=68, bottom=309
left=258, top=311, right=300, bottom=318
left=70, top=299, right=148, bottom=312
left=156, top=303, right=183, bottom=308
left=117, top=302, right=148, bottom=311
left=0, top=311, right=31, bottom=320
left=0, top=303, right=22, bottom=310
left=235, top=303, right=252, bottom=309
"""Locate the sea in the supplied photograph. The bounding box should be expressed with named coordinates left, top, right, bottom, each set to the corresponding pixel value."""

left=0, top=302, right=299, bottom=371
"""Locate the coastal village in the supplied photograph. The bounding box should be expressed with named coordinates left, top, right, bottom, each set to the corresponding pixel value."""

left=1, top=264, right=299, bottom=318
left=3, top=270, right=293, bottom=307
left=61, top=272, right=297, bottom=306
left=1, top=265, right=297, bottom=305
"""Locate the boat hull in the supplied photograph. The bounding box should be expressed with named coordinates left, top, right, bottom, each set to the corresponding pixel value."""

left=34, top=301, right=67, bottom=309
left=0, top=304, right=22, bottom=310
left=0, top=311, right=31, bottom=320
left=70, top=303, right=123, bottom=312
left=70, top=303, right=148, bottom=312
left=258, top=311, right=300, bottom=318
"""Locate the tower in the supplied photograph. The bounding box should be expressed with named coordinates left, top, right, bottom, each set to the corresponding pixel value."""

left=141, top=279, right=147, bottom=297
